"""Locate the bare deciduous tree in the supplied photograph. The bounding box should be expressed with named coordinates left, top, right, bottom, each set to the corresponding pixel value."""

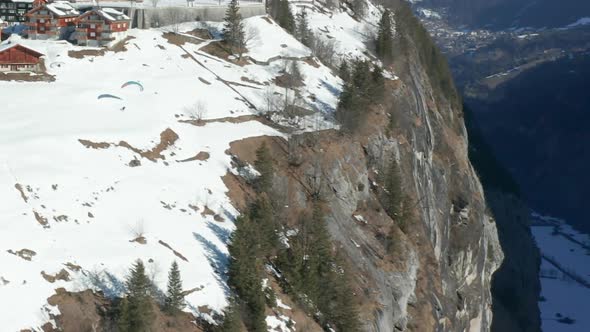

left=130, top=219, right=146, bottom=240
left=311, top=35, right=337, bottom=68
left=184, top=100, right=208, bottom=122
left=262, top=85, right=280, bottom=116
left=163, top=7, right=184, bottom=33
left=242, top=25, right=259, bottom=51
left=149, top=0, right=160, bottom=8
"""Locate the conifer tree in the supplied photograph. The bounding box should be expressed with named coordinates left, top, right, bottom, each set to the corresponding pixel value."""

left=295, top=8, right=312, bottom=46
left=376, top=9, right=394, bottom=64
left=336, top=60, right=372, bottom=132
left=254, top=142, right=274, bottom=193
left=370, top=64, right=385, bottom=102
left=382, top=156, right=403, bottom=218
left=222, top=0, right=245, bottom=54
left=288, top=60, right=304, bottom=87
left=219, top=297, right=242, bottom=332
left=271, top=0, right=295, bottom=33
left=124, top=259, right=154, bottom=331
left=117, top=297, right=132, bottom=332
left=250, top=194, right=278, bottom=256
left=339, top=60, right=351, bottom=82
left=164, top=261, right=185, bottom=314
left=227, top=215, right=267, bottom=331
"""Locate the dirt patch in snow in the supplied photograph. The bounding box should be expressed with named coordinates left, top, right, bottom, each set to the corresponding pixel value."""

left=7, top=248, right=36, bottom=261
left=0, top=71, right=55, bottom=82
left=221, top=172, right=256, bottom=212
left=64, top=262, right=81, bottom=272
left=110, top=36, right=135, bottom=53
left=178, top=151, right=210, bottom=162
left=68, top=49, right=105, bottom=59
left=78, top=139, right=110, bottom=149
left=158, top=240, right=189, bottom=262
left=41, top=269, right=71, bottom=283
left=163, top=32, right=203, bottom=47
left=241, top=76, right=265, bottom=86
left=198, top=77, right=211, bottom=85
left=78, top=128, right=179, bottom=162
left=34, top=210, right=49, bottom=227
left=185, top=28, right=213, bottom=40
left=180, top=114, right=289, bottom=133
left=130, top=236, right=147, bottom=244
left=200, top=41, right=250, bottom=66
left=200, top=205, right=215, bottom=217
left=47, top=288, right=204, bottom=331
left=14, top=183, right=28, bottom=202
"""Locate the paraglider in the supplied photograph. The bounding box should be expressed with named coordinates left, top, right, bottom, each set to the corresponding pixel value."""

left=121, top=81, right=144, bottom=92
left=97, top=94, right=123, bottom=100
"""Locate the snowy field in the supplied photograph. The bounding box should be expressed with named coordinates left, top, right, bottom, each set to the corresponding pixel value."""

left=531, top=213, right=590, bottom=332
left=0, top=13, right=349, bottom=330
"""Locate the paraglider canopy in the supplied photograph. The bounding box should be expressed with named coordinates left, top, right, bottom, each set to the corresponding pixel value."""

left=121, top=81, right=144, bottom=92
left=98, top=94, right=123, bottom=100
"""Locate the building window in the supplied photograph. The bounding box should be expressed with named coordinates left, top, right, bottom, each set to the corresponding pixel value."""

left=90, top=32, right=96, bottom=37
left=90, top=24, right=95, bottom=28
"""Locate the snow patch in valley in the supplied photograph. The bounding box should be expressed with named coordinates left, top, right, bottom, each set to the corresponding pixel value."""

left=531, top=212, right=590, bottom=332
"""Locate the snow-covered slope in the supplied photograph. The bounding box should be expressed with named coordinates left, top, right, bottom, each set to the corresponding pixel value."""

left=0, top=14, right=350, bottom=330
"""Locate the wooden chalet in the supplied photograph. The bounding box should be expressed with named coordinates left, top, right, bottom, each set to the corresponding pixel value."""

left=76, top=7, right=129, bottom=47
left=0, top=41, right=43, bottom=72
left=26, top=1, right=78, bottom=40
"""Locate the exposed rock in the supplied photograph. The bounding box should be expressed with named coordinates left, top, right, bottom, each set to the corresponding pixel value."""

left=8, top=248, right=37, bottom=261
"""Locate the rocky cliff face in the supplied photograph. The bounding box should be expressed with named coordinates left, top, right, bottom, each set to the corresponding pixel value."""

left=229, top=5, right=504, bottom=329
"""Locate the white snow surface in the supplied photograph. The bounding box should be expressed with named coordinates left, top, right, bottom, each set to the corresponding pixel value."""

left=531, top=213, right=590, bottom=332
left=0, top=5, right=393, bottom=328
left=266, top=313, right=294, bottom=332
left=0, top=15, right=345, bottom=330
left=291, top=0, right=384, bottom=63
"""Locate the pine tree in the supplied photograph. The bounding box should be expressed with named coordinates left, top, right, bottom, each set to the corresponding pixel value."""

left=382, top=156, right=403, bottom=218
left=219, top=298, right=242, bottom=332
left=227, top=215, right=267, bottom=331
left=339, top=60, right=351, bottom=82
left=117, top=297, right=132, bottom=332
left=164, top=261, right=185, bottom=314
left=254, top=142, right=274, bottom=193
left=288, top=60, right=304, bottom=87
left=250, top=194, right=278, bottom=256
left=270, top=0, right=295, bottom=33
left=352, top=0, right=367, bottom=18
left=124, top=259, right=154, bottom=331
left=376, top=9, right=394, bottom=64
left=370, top=64, right=385, bottom=102
left=278, top=0, right=295, bottom=33
left=295, top=8, right=312, bottom=46
left=327, top=254, right=360, bottom=332
left=336, top=60, right=372, bottom=132
left=222, top=0, right=245, bottom=54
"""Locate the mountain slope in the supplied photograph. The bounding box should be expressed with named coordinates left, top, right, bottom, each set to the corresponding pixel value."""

left=1, top=1, right=505, bottom=331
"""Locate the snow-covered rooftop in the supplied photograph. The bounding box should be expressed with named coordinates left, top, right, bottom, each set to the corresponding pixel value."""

left=44, top=1, right=80, bottom=17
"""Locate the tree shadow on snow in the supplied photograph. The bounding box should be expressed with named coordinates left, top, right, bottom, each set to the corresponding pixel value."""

left=206, top=221, right=232, bottom=244
left=83, top=270, right=126, bottom=298
left=193, top=232, right=230, bottom=297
